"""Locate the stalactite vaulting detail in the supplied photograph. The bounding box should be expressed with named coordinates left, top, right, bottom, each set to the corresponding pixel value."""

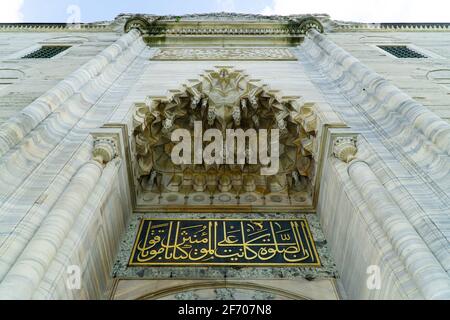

left=132, top=67, right=319, bottom=210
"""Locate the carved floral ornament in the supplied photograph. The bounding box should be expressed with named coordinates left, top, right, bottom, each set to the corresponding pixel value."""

left=131, top=67, right=320, bottom=210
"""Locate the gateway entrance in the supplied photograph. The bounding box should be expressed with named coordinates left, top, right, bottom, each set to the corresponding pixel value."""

left=108, top=22, right=346, bottom=299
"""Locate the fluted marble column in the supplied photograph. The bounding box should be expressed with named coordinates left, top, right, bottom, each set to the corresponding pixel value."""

left=0, top=29, right=140, bottom=158
left=333, top=137, right=450, bottom=299
left=306, top=28, right=450, bottom=155
left=0, top=138, right=118, bottom=300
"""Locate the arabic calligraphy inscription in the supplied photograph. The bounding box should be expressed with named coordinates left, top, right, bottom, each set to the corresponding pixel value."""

left=129, top=219, right=321, bottom=266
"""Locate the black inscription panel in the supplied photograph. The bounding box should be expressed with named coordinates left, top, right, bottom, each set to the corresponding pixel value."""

left=129, top=219, right=321, bottom=267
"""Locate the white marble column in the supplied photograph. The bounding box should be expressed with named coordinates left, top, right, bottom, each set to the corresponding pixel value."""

left=306, top=28, right=450, bottom=155
left=0, top=138, right=118, bottom=300
left=31, top=155, right=122, bottom=299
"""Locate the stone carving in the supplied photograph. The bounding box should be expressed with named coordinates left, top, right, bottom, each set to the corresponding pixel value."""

left=126, top=12, right=327, bottom=22
left=122, top=14, right=325, bottom=36
left=132, top=67, right=318, bottom=209
left=333, top=136, right=358, bottom=163
left=124, top=15, right=161, bottom=34
left=93, top=137, right=118, bottom=165
left=152, top=48, right=297, bottom=61
left=290, top=16, right=324, bottom=34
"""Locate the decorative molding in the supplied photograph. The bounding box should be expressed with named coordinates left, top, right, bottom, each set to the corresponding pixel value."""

left=332, top=21, right=450, bottom=32
left=120, top=12, right=329, bottom=22
left=93, top=137, right=119, bottom=165
left=347, top=159, right=450, bottom=299
left=124, top=15, right=159, bottom=34
left=0, top=29, right=142, bottom=159
left=0, top=14, right=448, bottom=34
left=379, top=22, right=450, bottom=31
left=294, top=16, right=324, bottom=34
left=123, top=14, right=325, bottom=36
left=0, top=23, right=112, bottom=32
left=304, top=29, right=450, bottom=155
left=91, top=124, right=136, bottom=211
left=152, top=47, right=297, bottom=61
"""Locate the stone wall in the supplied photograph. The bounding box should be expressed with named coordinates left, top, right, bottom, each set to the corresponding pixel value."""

left=327, top=32, right=450, bottom=123
left=0, top=32, right=120, bottom=122
left=318, top=155, right=410, bottom=299
left=33, top=151, right=131, bottom=299
left=0, top=30, right=149, bottom=299
left=300, top=29, right=450, bottom=299
left=0, top=19, right=449, bottom=299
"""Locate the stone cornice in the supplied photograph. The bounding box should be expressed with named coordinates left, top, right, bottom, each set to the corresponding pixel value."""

left=331, top=21, right=450, bottom=32
left=123, top=14, right=325, bottom=36
left=0, top=13, right=448, bottom=34
left=0, top=22, right=113, bottom=32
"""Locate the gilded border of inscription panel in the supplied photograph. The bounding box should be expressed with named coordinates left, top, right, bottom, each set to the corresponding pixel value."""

left=128, top=218, right=321, bottom=267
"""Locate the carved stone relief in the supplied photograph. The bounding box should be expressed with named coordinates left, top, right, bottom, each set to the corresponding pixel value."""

left=131, top=67, right=320, bottom=211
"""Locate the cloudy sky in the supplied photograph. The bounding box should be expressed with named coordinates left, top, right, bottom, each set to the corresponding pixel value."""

left=0, top=0, right=449, bottom=23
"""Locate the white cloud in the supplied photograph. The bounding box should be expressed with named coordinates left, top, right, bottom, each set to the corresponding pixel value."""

left=262, top=0, right=450, bottom=22
left=216, top=0, right=236, bottom=12
left=0, top=0, right=24, bottom=22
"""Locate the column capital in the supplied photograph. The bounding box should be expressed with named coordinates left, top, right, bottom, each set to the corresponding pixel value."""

left=124, top=15, right=154, bottom=34
left=290, top=16, right=324, bottom=34
left=333, top=136, right=358, bottom=163
left=92, top=137, right=118, bottom=165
